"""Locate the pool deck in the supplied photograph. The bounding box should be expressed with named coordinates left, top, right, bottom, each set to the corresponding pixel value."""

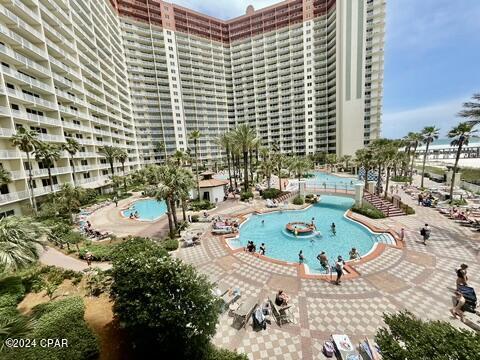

left=173, top=177, right=480, bottom=359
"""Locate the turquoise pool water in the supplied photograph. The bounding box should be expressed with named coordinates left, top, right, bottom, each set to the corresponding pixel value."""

left=306, top=172, right=361, bottom=190
left=229, top=195, right=391, bottom=274
left=122, top=199, right=167, bottom=221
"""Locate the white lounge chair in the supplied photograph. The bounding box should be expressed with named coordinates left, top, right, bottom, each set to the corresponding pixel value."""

left=331, top=334, right=361, bottom=360
left=232, top=297, right=257, bottom=328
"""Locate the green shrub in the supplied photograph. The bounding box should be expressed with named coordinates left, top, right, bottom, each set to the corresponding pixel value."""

left=78, top=243, right=115, bottom=261
left=451, top=198, right=468, bottom=206
left=191, top=214, right=200, bottom=222
left=85, top=268, right=112, bottom=297
left=189, top=199, right=215, bottom=211
left=292, top=196, right=304, bottom=205
left=376, top=311, right=480, bottom=360
left=205, top=344, right=249, bottom=360
left=111, top=245, right=219, bottom=358
left=261, top=188, right=283, bottom=199
left=405, top=206, right=416, bottom=215
left=3, top=296, right=99, bottom=360
left=0, top=276, right=25, bottom=311
left=162, top=238, right=179, bottom=251
left=240, top=191, right=253, bottom=201
left=352, top=203, right=386, bottom=219
left=391, top=175, right=411, bottom=183
left=110, top=237, right=167, bottom=264
left=20, top=265, right=83, bottom=293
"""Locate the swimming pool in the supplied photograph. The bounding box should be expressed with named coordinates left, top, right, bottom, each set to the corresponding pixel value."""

left=122, top=198, right=167, bottom=221
left=229, top=195, right=393, bottom=274
left=306, top=172, right=361, bottom=190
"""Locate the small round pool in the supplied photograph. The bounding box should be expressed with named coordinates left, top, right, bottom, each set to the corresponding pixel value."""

left=229, top=195, right=394, bottom=274
left=122, top=198, right=167, bottom=221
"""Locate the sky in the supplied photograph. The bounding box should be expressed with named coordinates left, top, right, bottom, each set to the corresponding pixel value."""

left=170, top=0, right=480, bottom=138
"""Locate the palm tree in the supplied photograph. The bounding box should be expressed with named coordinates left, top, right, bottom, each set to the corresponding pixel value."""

left=406, top=132, right=423, bottom=185
left=0, top=216, right=45, bottom=272
left=98, top=145, right=119, bottom=176
left=62, top=138, right=81, bottom=187
left=272, top=152, right=284, bottom=191
left=447, top=122, right=478, bottom=203
left=326, top=154, right=337, bottom=172
left=232, top=124, right=256, bottom=192
left=458, top=93, right=480, bottom=123
left=381, top=142, right=399, bottom=198
left=177, top=168, right=195, bottom=222
left=0, top=167, right=11, bottom=186
left=116, top=149, right=128, bottom=191
left=156, top=166, right=176, bottom=235
left=155, top=140, right=167, bottom=163
left=342, top=155, right=352, bottom=172
left=10, top=128, right=40, bottom=213
left=173, top=149, right=186, bottom=167
left=355, top=147, right=376, bottom=189
left=217, top=132, right=233, bottom=190
left=420, top=126, right=440, bottom=188
left=290, top=157, right=313, bottom=192
left=57, top=183, right=85, bottom=223
left=189, top=130, right=201, bottom=200
left=34, top=143, right=61, bottom=193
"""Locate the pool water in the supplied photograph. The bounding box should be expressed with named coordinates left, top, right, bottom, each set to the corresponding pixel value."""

left=229, top=195, right=392, bottom=274
left=306, top=172, right=361, bottom=190
left=122, top=199, right=167, bottom=221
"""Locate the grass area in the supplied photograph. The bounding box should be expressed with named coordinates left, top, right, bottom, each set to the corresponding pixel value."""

left=417, top=165, right=480, bottom=184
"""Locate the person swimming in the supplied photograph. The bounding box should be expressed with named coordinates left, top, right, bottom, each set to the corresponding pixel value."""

left=330, top=222, right=336, bottom=235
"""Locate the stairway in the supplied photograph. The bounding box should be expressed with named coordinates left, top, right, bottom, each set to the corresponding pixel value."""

left=372, top=233, right=396, bottom=245
left=363, top=192, right=405, bottom=217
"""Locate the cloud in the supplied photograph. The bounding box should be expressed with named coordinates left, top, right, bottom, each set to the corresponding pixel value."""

left=382, top=97, right=469, bottom=139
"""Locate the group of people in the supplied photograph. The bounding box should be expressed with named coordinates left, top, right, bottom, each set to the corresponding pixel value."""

left=417, top=193, right=435, bottom=207
left=81, top=221, right=109, bottom=240
left=128, top=210, right=140, bottom=219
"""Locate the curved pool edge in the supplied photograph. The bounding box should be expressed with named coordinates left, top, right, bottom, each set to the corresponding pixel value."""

left=219, top=203, right=402, bottom=280
left=119, top=197, right=168, bottom=222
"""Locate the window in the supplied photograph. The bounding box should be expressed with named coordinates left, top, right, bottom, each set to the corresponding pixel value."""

left=6, top=83, right=14, bottom=89
left=10, top=104, right=19, bottom=110
left=83, top=172, right=90, bottom=179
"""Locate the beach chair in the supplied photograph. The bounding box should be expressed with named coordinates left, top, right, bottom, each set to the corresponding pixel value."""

left=331, top=334, right=361, bottom=360
left=232, top=297, right=258, bottom=328
left=213, top=280, right=230, bottom=297
left=269, top=294, right=293, bottom=326
left=220, top=288, right=241, bottom=311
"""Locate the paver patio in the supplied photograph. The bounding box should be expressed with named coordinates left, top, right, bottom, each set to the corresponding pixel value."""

left=174, top=182, right=480, bottom=359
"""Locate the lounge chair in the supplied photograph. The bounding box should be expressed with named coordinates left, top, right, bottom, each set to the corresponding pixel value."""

left=212, top=281, right=230, bottom=297
left=221, top=288, right=241, bottom=311
left=358, top=338, right=382, bottom=360
left=269, top=294, right=293, bottom=326
left=232, top=297, right=258, bottom=328
left=331, top=334, right=361, bottom=360
left=211, top=226, right=234, bottom=234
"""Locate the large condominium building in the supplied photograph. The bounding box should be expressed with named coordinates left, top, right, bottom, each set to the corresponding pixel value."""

left=0, top=0, right=385, bottom=216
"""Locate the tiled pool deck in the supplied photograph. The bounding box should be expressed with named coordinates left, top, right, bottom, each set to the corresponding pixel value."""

left=175, top=187, right=480, bottom=359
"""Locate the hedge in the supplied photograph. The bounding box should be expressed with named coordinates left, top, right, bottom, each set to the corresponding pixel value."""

left=261, top=188, right=283, bottom=199
left=78, top=243, right=115, bottom=262
left=351, top=203, right=385, bottom=219
left=240, top=191, right=253, bottom=201
left=3, top=296, right=99, bottom=360
left=292, top=196, right=304, bottom=205
left=189, top=199, right=214, bottom=211
left=162, top=238, right=179, bottom=251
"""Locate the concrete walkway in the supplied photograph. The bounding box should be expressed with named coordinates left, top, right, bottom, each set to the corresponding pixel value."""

left=39, top=246, right=111, bottom=271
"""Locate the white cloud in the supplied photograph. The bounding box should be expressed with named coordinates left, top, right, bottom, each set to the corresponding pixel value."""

left=382, top=97, right=468, bottom=139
